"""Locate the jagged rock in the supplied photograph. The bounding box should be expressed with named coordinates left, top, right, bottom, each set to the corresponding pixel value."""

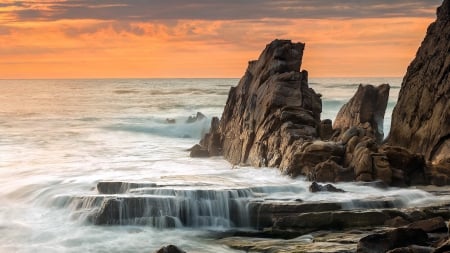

left=356, top=228, right=428, bottom=253
left=381, top=145, right=427, bottom=185
left=156, top=245, right=186, bottom=253
left=280, top=141, right=345, bottom=177
left=333, top=84, right=390, bottom=143
left=199, top=117, right=221, bottom=156
left=186, top=112, right=206, bottom=123
left=308, top=159, right=352, bottom=183
left=373, top=154, right=393, bottom=185
left=388, top=0, right=450, bottom=170
left=188, top=144, right=209, bottom=158
left=350, top=139, right=378, bottom=182
left=309, top=182, right=345, bottom=193
left=200, top=39, right=322, bottom=169
left=319, top=119, right=333, bottom=140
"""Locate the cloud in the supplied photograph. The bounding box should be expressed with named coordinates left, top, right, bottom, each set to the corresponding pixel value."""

left=2, top=0, right=443, bottom=23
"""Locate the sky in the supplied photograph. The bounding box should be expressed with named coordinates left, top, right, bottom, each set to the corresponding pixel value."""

left=0, top=0, right=443, bottom=78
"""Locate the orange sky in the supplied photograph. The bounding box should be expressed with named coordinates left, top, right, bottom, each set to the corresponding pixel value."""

left=0, top=1, right=441, bottom=78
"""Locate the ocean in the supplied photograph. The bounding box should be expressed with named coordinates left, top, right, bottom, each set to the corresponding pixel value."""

left=0, top=78, right=443, bottom=252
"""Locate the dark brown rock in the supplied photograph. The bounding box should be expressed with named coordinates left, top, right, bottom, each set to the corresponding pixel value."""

left=319, top=119, right=333, bottom=140
left=356, top=228, right=428, bottom=253
left=186, top=112, right=206, bottom=123
left=408, top=216, right=448, bottom=233
left=274, top=210, right=389, bottom=231
left=434, top=238, right=450, bottom=253
left=309, top=181, right=345, bottom=193
left=156, top=245, right=186, bottom=253
left=387, top=0, right=450, bottom=169
left=385, top=216, right=411, bottom=227
left=188, top=144, right=209, bottom=158
left=280, top=140, right=344, bottom=177
left=199, top=39, right=322, bottom=170
left=308, top=159, right=345, bottom=183
left=333, top=84, right=390, bottom=143
left=381, top=145, right=427, bottom=185
left=387, top=245, right=434, bottom=253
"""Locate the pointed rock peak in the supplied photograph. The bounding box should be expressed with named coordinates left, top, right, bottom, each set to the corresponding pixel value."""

left=438, top=0, right=450, bottom=20
left=250, top=40, right=305, bottom=80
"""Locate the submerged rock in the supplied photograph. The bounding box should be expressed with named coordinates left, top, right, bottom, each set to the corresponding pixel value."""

left=308, top=182, right=345, bottom=193
left=156, top=245, right=186, bottom=253
left=186, top=112, right=206, bottom=123
left=188, top=144, right=209, bottom=158
left=387, top=0, right=450, bottom=171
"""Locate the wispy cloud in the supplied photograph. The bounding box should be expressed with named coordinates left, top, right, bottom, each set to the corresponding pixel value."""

left=1, top=0, right=442, bottom=23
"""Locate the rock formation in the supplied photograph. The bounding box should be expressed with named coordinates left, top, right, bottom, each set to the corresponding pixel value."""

left=196, top=39, right=322, bottom=171
left=388, top=0, right=450, bottom=170
left=195, top=0, right=450, bottom=186
left=193, top=39, right=428, bottom=185
left=333, top=84, right=390, bottom=143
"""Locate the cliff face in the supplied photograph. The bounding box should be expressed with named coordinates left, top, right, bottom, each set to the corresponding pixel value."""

left=214, top=39, right=322, bottom=167
left=388, top=0, right=450, bottom=168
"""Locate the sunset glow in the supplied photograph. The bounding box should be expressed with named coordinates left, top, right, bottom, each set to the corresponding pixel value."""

left=0, top=0, right=441, bottom=78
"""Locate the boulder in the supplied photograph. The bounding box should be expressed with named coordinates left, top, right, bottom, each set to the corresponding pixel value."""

left=407, top=216, right=448, bottom=233
left=385, top=216, right=410, bottom=227
left=381, top=145, right=427, bottom=185
left=188, top=144, right=209, bottom=158
left=319, top=119, right=333, bottom=140
left=156, top=245, right=186, bottom=253
left=356, top=228, right=428, bottom=253
left=199, top=39, right=322, bottom=169
left=387, top=0, right=450, bottom=169
left=280, top=140, right=345, bottom=177
left=308, top=159, right=350, bottom=183
left=186, top=112, right=206, bottom=123
left=333, top=84, right=390, bottom=143
left=309, top=182, right=345, bottom=193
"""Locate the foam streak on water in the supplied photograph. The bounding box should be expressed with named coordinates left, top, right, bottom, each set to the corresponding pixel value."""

left=0, top=78, right=439, bottom=253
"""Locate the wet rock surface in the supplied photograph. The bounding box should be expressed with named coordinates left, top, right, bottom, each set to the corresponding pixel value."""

left=333, top=83, right=390, bottom=143
left=155, top=245, right=186, bottom=253
left=388, top=0, right=450, bottom=171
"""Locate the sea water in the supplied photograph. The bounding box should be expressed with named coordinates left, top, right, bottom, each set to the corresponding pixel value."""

left=0, top=78, right=444, bottom=253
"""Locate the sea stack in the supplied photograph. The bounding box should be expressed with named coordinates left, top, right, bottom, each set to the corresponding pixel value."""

left=198, top=39, right=322, bottom=169
left=387, top=0, right=450, bottom=173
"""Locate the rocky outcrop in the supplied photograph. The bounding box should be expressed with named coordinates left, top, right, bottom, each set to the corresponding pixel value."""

left=388, top=0, right=450, bottom=171
left=194, top=17, right=448, bottom=186
left=333, top=84, right=390, bottom=143
left=197, top=39, right=322, bottom=169
left=156, top=245, right=186, bottom=253
left=356, top=228, right=428, bottom=253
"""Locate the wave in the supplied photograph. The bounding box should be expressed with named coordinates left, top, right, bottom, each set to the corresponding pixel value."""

left=103, top=116, right=211, bottom=139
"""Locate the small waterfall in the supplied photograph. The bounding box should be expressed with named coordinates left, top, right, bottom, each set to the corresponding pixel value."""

left=58, top=181, right=441, bottom=231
